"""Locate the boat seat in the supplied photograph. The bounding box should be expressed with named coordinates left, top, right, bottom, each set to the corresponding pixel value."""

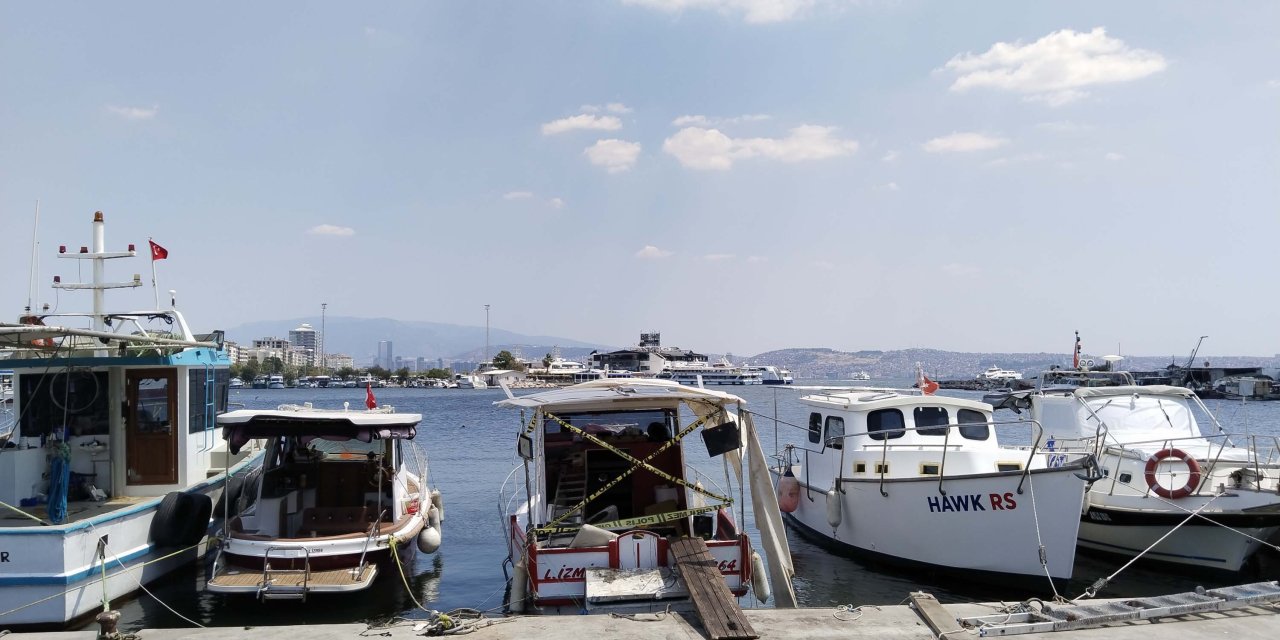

left=300, top=507, right=376, bottom=536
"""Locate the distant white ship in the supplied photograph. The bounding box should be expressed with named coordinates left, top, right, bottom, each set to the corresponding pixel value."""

left=746, top=364, right=794, bottom=385
left=976, top=366, right=1023, bottom=382
left=657, top=359, right=763, bottom=385
left=848, top=371, right=870, bottom=381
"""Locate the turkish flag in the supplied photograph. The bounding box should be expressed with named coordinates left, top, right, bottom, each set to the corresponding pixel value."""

left=365, top=384, right=377, bottom=409
left=921, top=374, right=940, bottom=396
left=149, top=240, right=168, bottom=261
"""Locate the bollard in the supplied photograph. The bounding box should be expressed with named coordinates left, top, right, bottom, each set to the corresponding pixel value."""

left=95, top=609, right=121, bottom=639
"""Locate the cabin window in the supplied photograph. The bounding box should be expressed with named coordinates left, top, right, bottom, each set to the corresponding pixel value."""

left=545, top=409, right=674, bottom=440
left=913, top=407, right=949, bottom=437
left=20, top=371, right=110, bottom=438
left=1118, top=472, right=1132, bottom=484
left=957, top=409, right=990, bottom=441
left=874, top=463, right=889, bottom=474
left=189, top=368, right=231, bottom=434
left=853, top=462, right=866, bottom=473
left=920, top=463, right=940, bottom=475
left=997, top=462, right=1022, bottom=472
left=825, top=416, right=845, bottom=449
left=867, top=409, right=906, bottom=440
left=808, top=412, right=822, bottom=444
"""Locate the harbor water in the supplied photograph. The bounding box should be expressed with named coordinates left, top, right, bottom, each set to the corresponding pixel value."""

left=92, top=383, right=1280, bottom=631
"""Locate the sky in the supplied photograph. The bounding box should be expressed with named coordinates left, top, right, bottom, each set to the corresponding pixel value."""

left=2, top=1, right=1277, bottom=358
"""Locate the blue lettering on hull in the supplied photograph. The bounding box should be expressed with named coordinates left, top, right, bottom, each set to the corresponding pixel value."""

left=927, top=494, right=990, bottom=513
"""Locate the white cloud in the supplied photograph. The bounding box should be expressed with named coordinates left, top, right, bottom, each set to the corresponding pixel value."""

left=876, top=182, right=900, bottom=191
left=548, top=197, right=565, bottom=209
left=663, top=124, right=857, bottom=170
left=624, top=0, right=816, bottom=24
left=105, top=104, right=159, bottom=121
left=703, top=253, right=735, bottom=261
left=1105, top=152, right=1125, bottom=161
left=942, top=263, right=982, bottom=277
left=541, top=114, right=623, bottom=135
left=581, top=102, right=633, bottom=114
left=584, top=139, right=642, bottom=173
left=943, top=27, right=1167, bottom=106
left=923, top=132, right=1009, bottom=153
left=671, top=114, right=770, bottom=127
left=985, top=152, right=1048, bottom=167
left=307, top=224, right=355, bottom=237
left=881, top=150, right=901, bottom=163
left=636, top=245, right=673, bottom=259
left=1268, top=79, right=1280, bottom=89
left=503, top=191, right=534, bottom=200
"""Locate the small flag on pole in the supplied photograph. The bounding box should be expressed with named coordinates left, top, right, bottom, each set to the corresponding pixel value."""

left=149, top=240, right=168, bottom=261
left=365, top=384, right=377, bottom=409
left=921, top=373, right=939, bottom=395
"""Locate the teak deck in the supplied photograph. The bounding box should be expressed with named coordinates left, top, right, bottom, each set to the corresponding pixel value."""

left=209, top=565, right=376, bottom=589
left=670, top=537, right=757, bottom=640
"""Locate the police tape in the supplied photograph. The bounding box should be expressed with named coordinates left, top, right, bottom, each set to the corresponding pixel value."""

left=535, top=503, right=727, bottom=535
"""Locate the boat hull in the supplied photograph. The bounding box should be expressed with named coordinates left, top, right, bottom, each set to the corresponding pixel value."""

left=775, top=466, right=1087, bottom=579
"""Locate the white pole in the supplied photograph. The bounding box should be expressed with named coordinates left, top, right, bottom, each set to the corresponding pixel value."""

left=150, top=237, right=160, bottom=309
left=26, top=200, right=40, bottom=315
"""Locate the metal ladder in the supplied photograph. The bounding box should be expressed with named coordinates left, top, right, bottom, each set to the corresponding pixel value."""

left=961, top=581, right=1280, bottom=636
left=551, top=465, right=586, bottom=525
left=258, top=546, right=311, bottom=602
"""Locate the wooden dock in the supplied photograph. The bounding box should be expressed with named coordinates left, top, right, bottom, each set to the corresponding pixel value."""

left=670, top=537, right=757, bottom=640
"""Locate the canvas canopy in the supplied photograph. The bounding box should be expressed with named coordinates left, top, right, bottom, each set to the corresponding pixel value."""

left=218, top=409, right=420, bottom=454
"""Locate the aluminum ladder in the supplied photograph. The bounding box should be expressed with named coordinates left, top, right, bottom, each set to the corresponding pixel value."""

left=960, top=582, right=1280, bottom=636
left=258, top=546, right=311, bottom=602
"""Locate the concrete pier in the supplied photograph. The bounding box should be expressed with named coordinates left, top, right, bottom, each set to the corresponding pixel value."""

left=6, top=595, right=1280, bottom=640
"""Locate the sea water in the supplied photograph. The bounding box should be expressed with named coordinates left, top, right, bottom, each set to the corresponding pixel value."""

left=99, top=383, right=1280, bottom=630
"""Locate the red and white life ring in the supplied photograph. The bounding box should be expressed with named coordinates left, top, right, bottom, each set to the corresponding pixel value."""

left=1144, top=448, right=1202, bottom=499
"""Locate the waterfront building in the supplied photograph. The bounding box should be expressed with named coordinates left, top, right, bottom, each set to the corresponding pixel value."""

left=378, top=340, right=393, bottom=370
left=589, top=331, right=708, bottom=375
left=288, top=323, right=319, bottom=367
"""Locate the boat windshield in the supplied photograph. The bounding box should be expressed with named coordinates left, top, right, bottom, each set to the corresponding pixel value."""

left=544, top=409, right=675, bottom=438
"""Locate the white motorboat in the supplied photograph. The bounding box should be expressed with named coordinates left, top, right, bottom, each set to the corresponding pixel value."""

left=207, top=404, right=441, bottom=599
left=977, top=366, right=1024, bottom=382
left=772, top=388, right=1093, bottom=580
left=848, top=371, right=871, bottom=381
left=229, top=376, right=245, bottom=389
left=267, top=374, right=285, bottom=389
left=0, top=212, right=260, bottom=626
left=746, top=365, right=793, bottom=385
left=657, top=359, right=764, bottom=386
left=498, top=379, right=796, bottom=613
left=454, top=373, right=488, bottom=389
left=1013, top=383, right=1280, bottom=573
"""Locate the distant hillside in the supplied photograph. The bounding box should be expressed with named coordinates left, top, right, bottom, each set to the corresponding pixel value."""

left=226, top=316, right=612, bottom=365
left=747, top=348, right=1280, bottom=380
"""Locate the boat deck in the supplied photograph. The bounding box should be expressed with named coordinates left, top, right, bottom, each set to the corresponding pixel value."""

left=209, top=565, right=377, bottom=589
left=0, top=496, right=151, bottom=528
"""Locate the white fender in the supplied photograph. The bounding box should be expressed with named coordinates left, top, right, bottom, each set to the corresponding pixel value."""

left=826, top=485, right=842, bottom=529
left=508, top=558, right=528, bottom=614
left=430, top=489, right=444, bottom=522
left=416, top=506, right=442, bottom=554
left=750, top=551, right=770, bottom=604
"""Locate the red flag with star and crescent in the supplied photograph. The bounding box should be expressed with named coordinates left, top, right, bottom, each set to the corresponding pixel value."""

left=365, top=385, right=377, bottom=409
left=149, top=240, right=168, bottom=261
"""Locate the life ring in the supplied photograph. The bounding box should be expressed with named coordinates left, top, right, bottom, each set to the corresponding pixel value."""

left=1144, top=448, right=1202, bottom=499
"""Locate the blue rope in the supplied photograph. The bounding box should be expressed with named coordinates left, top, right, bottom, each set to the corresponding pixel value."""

left=47, top=443, right=71, bottom=524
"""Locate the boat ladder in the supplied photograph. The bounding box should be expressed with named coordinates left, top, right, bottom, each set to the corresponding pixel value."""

left=258, top=546, right=311, bottom=602
left=960, top=581, right=1280, bottom=636
left=550, top=466, right=586, bottom=526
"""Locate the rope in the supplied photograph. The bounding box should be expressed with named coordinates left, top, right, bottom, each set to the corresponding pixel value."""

left=1072, top=492, right=1223, bottom=602
left=0, top=499, right=51, bottom=524
left=834, top=603, right=879, bottom=621
left=101, top=537, right=205, bottom=628
left=386, top=538, right=517, bottom=636
left=1024, top=472, right=1062, bottom=601
left=1113, top=478, right=1280, bottom=553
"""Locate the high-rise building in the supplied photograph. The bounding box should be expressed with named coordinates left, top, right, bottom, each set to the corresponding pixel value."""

left=289, top=323, right=318, bottom=367
left=377, top=341, right=393, bottom=370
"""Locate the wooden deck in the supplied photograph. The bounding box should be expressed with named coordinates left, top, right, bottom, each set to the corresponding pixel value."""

left=671, top=537, right=757, bottom=640
left=0, top=496, right=151, bottom=527
left=209, top=564, right=377, bottom=589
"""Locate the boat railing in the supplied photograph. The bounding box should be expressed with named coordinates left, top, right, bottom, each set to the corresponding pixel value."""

left=1035, top=369, right=1136, bottom=390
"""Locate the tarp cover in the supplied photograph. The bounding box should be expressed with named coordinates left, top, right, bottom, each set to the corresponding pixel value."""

left=220, top=413, right=418, bottom=454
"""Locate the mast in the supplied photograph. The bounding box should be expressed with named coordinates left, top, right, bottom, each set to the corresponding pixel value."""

left=54, top=211, right=142, bottom=355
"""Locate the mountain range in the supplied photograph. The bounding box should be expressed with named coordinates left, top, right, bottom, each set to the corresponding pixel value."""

left=225, top=317, right=1279, bottom=377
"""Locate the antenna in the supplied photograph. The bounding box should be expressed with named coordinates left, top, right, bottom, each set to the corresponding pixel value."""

left=26, top=200, right=40, bottom=314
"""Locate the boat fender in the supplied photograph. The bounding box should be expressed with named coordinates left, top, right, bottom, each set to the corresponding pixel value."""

left=508, top=558, right=528, bottom=614
left=777, top=470, right=800, bottom=513
left=750, top=551, right=771, bottom=603
left=417, top=506, right=442, bottom=554
left=178, top=493, right=214, bottom=546
left=213, top=473, right=244, bottom=517
left=1144, top=448, right=1202, bottom=500
left=151, top=491, right=208, bottom=547
left=430, top=489, right=444, bottom=522
left=825, top=485, right=842, bottom=529
left=1081, top=487, right=1094, bottom=515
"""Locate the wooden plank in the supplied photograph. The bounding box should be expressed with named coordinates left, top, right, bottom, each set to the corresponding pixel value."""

left=908, top=591, right=965, bottom=640
left=671, top=537, right=757, bottom=640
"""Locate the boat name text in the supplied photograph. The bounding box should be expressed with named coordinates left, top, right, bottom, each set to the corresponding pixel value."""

left=926, top=493, right=1018, bottom=513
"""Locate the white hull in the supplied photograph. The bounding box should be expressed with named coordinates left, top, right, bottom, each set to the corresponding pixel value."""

left=1078, top=517, right=1276, bottom=572
left=0, top=479, right=233, bottom=626
left=777, top=468, right=1086, bottom=579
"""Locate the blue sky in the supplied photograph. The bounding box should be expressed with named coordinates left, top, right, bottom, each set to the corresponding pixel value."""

left=2, top=1, right=1277, bottom=358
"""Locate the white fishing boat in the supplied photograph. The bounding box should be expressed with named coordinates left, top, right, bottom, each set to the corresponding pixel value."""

left=267, top=374, right=285, bottom=390
left=497, top=379, right=796, bottom=613
left=1012, top=383, right=1280, bottom=573
left=0, top=211, right=260, bottom=627
left=206, top=403, right=441, bottom=600
left=772, top=387, right=1093, bottom=580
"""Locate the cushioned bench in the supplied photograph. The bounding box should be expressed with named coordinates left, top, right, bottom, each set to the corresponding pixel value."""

left=301, top=507, right=375, bottom=536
